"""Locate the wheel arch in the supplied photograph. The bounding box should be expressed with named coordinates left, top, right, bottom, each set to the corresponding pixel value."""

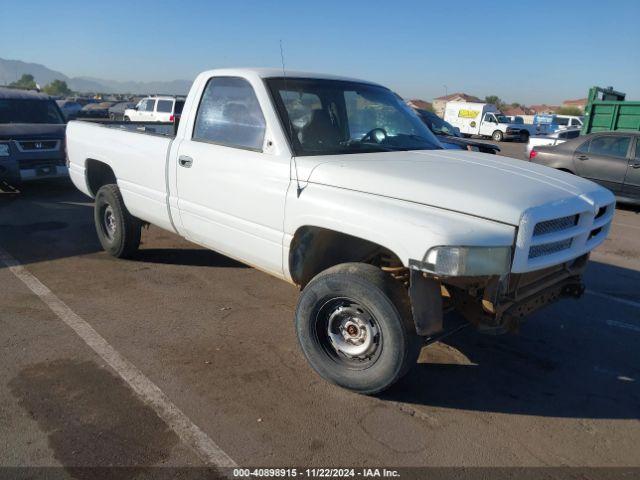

left=85, top=159, right=117, bottom=197
left=288, top=225, right=404, bottom=288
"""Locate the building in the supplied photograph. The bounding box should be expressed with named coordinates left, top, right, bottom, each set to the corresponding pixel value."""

left=561, top=98, right=588, bottom=112
left=502, top=106, right=534, bottom=116
left=406, top=99, right=433, bottom=111
left=432, top=92, right=482, bottom=117
left=529, top=104, right=558, bottom=115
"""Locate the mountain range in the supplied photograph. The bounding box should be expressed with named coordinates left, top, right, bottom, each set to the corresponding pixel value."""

left=0, top=58, right=192, bottom=95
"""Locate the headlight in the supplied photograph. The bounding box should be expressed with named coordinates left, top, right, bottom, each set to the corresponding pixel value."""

left=0, top=143, right=9, bottom=157
left=410, top=246, right=512, bottom=276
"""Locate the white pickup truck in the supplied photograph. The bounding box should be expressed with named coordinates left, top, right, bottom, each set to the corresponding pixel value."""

left=66, top=68, right=615, bottom=394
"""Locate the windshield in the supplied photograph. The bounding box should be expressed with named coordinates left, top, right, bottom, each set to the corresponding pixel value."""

left=266, top=78, right=442, bottom=156
left=0, top=99, right=65, bottom=124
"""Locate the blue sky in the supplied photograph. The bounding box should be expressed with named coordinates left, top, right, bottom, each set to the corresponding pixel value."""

left=1, top=0, right=638, bottom=104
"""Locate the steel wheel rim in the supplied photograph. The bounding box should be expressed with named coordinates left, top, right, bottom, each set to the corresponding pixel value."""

left=103, top=204, right=117, bottom=240
left=314, top=297, right=382, bottom=369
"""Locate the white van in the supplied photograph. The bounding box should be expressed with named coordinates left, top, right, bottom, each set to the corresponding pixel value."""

left=444, top=102, right=538, bottom=142
left=123, top=96, right=185, bottom=122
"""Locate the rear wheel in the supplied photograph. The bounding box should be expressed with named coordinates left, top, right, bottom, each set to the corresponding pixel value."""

left=492, top=130, right=503, bottom=142
left=295, top=263, right=422, bottom=394
left=94, top=184, right=141, bottom=258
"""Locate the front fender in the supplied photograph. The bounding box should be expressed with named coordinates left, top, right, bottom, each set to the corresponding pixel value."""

left=283, top=183, right=516, bottom=280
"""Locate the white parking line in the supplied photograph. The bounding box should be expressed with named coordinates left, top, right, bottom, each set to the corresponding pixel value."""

left=0, top=246, right=237, bottom=469
left=586, top=289, right=640, bottom=309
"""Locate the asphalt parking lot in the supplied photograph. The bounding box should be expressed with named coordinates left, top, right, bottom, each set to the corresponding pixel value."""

left=1, top=142, right=639, bottom=476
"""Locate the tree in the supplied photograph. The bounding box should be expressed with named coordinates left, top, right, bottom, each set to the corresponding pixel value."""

left=484, top=95, right=504, bottom=108
left=556, top=106, right=583, bottom=116
left=43, top=79, right=72, bottom=96
left=8, top=74, right=36, bottom=90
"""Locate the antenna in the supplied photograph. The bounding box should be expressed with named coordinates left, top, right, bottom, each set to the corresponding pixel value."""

left=280, top=40, right=303, bottom=198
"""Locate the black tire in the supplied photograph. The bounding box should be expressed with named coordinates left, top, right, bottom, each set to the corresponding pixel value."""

left=519, top=131, right=529, bottom=143
left=295, top=263, right=422, bottom=395
left=94, top=184, right=141, bottom=258
left=123, top=116, right=130, bottom=122
left=492, top=130, right=503, bottom=142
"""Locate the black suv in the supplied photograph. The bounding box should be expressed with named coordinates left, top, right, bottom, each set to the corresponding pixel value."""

left=0, top=87, right=67, bottom=184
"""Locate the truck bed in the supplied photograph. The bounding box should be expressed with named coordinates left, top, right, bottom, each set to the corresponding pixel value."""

left=79, top=119, right=177, bottom=138
left=66, top=119, right=177, bottom=233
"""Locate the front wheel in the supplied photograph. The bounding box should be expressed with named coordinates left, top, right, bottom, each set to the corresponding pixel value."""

left=492, top=130, right=504, bottom=142
left=94, top=184, right=141, bottom=258
left=295, top=263, right=422, bottom=395
left=123, top=116, right=130, bottom=122
left=519, top=131, right=529, bottom=143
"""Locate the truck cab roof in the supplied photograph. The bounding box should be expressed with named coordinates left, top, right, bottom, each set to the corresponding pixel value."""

left=196, top=68, right=381, bottom=86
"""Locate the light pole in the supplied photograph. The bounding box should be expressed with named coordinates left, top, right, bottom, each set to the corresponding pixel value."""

left=443, top=84, right=448, bottom=98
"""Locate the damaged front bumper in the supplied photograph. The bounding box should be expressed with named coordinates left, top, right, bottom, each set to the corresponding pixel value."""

left=409, top=254, right=589, bottom=336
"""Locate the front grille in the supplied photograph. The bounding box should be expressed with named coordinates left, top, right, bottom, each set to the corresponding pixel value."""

left=16, top=140, right=60, bottom=152
left=19, top=158, right=65, bottom=169
left=529, top=238, right=573, bottom=259
left=533, top=215, right=578, bottom=236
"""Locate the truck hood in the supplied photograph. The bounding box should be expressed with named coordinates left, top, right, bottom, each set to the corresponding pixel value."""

left=299, top=149, right=604, bottom=226
left=0, top=124, right=66, bottom=140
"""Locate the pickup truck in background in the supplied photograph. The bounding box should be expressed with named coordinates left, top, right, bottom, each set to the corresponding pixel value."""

left=66, top=68, right=615, bottom=394
left=534, top=114, right=584, bottom=134
left=526, top=127, right=581, bottom=157
left=444, top=101, right=539, bottom=142
left=0, top=87, right=68, bottom=184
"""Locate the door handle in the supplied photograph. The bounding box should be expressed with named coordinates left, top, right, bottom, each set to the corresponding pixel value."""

left=178, top=155, right=193, bottom=168
left=577, top=155, right=589, bottom=161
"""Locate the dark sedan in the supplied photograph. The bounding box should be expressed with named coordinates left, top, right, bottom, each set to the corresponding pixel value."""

left=529, top=130, right=640, bottom=205
left=415, top=109, right=500, bottom=154
left=108, top=102, right=135, bottom=121
left=76, top=102, right=114, bottom=119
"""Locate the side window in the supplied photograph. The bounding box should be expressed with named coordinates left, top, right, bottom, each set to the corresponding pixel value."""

left=137, top=99, right=148, bottom=111
left=566, top=130, right=580, bottom=139
left=145, top=100, right=156, bottom=112
left=193, top=77, right=266, bottom=150
left=636, top=138, right=640, bottom=160
left=483, top=113, right=495, bottom=123
left=576, top=139, right=590, bottom=154
left=589, top=136, right=631, bottom=159
left=156, top=100, right=173, bottom=113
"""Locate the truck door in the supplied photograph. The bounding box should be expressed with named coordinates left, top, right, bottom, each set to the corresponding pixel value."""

left=574, top=134, right=631, bottom=193
left=174, top=76, right=290, bottom=276
left=479, top=113, right=496, bottom=136
left=623, top=136, right=640, bottom=199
